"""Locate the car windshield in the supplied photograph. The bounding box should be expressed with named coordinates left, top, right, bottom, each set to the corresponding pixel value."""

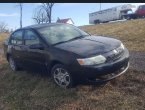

left=37, top=24, right=90, bottom=45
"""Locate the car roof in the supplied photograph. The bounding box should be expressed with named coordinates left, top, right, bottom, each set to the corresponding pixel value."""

left=17, top=23, right=68, bottom=30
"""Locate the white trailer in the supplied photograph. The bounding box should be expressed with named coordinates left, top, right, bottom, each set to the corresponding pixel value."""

left=89, top=4, right=136, bottom=24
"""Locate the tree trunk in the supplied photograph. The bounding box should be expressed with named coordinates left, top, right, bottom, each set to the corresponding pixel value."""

left=20, top=4, right=22, bottom=28
left=49, top=8, right=51, bottom=23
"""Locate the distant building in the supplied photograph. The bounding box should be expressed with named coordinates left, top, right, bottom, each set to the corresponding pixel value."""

left=56, top=18, right=74, bottom=24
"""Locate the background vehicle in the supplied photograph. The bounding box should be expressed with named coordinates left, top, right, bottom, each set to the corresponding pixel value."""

left=122, top=5, right=145, bottom=19
left=3, top=23, right=129, bottom=88
left=89, top=4, right=136, bottom=24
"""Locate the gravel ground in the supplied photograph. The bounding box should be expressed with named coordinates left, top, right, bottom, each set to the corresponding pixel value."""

left=0, top=48, right=144, bottom=71
left=129, top=51, right=145, bottom=71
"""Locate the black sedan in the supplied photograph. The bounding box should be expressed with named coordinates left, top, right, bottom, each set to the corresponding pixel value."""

left=3, top=23, right=129, bottom=88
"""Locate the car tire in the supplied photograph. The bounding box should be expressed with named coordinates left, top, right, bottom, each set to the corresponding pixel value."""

left=8, top=56, right=19, bottom=71
left=51, top=64, right=74, bottom=88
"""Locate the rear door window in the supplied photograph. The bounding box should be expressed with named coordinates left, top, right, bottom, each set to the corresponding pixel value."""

left=10, top=30, right=23, bottom=45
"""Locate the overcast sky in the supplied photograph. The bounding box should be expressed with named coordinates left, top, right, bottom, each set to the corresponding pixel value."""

left=0, top=3, right=144, bottom=30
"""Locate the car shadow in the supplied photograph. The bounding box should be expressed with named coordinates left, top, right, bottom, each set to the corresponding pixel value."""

left=23, top=68, right=108, bottom=88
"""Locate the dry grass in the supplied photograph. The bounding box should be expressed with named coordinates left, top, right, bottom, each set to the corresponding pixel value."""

left=0, top=33, right=9, bottom=42
left=80, top=19, right=145, bottom=52
left=0, top=53, right=145, bottom=110
left=0, top=33, right=9, bottom=48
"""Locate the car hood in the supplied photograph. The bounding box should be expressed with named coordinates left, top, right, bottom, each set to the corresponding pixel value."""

left=54, top=36, right=121, bottom=57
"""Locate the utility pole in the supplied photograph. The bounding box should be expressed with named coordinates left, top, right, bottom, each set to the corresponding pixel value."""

left=100, top=3, right=101, bottom=11
left=20, top=3, right=22, bottom=28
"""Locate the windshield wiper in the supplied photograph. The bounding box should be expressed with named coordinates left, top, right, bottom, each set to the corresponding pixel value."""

left=52, top=35, right=89, bottom=46
left=52, top=40, right=70, bottom=46
left=68, top=35, right=89, bottom=41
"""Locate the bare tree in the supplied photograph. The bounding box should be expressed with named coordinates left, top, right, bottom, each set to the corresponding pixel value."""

left=33, top=8, right=41, bottom=24
left=40, top=3, right=54, bottom=23
left=33, top=8, right=49, bottom=24
left=0, top=22, right=7, bottom=33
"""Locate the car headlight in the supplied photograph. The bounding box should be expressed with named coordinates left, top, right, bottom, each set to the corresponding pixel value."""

left=77, top=55, right=106, bottom=66
left=121, top=43, right=125, bottom=49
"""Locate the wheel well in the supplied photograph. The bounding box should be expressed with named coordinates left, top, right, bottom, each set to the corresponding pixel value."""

left=50, top=60, right=62, bottom=71
left=6, top=53, right=11, bottom=62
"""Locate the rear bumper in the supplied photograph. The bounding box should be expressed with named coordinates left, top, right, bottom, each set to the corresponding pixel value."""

left=69, top=48, right=129, bottom=82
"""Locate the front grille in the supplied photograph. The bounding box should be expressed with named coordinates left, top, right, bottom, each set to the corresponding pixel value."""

left=106, top=46, right=124, bottom=62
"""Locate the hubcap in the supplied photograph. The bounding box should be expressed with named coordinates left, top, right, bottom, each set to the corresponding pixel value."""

left=53, top=68, right=70, bottom=88
left=9, top=57, right=16, bottom=71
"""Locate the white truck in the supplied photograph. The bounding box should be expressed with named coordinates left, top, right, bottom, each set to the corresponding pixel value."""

left=89, top=4, right=136, bottom=24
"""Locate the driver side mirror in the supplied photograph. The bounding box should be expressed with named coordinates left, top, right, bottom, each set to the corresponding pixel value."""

left=29, top=44, right=44, bottom=50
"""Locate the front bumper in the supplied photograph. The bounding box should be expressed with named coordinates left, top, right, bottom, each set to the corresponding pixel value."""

left=86, top=62, right=129, bottom=84
left=69, top=48, right=129, bottom=83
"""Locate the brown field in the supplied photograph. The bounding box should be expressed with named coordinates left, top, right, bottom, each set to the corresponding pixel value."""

left=0, top=33, right=9, bottom=48
left=0, top=19, right=145, bottom=110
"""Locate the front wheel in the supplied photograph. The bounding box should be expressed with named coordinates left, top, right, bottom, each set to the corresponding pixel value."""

left=51, top=64, right=74, bottom=88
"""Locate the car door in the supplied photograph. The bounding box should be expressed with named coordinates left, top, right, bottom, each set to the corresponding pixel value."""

left=9, top=30, right=24, bottom=66
left=22, top=29, right=47, bottom=72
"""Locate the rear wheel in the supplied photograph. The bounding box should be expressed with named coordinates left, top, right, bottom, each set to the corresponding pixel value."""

left=8, top=56, right=19, bottom=71
left=51, top=64, right=74, bottom=88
